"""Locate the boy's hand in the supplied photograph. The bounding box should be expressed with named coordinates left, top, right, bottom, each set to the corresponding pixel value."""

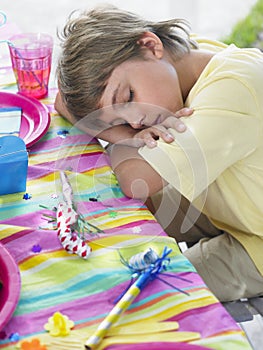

left=133, top=108, right=193, bottom=148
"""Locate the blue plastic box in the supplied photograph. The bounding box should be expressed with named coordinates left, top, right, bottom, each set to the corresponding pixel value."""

left=0, top=135, right=28, bottom=195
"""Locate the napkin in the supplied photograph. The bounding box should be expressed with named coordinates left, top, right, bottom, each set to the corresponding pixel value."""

left=0, top=107, right=22, bottom=136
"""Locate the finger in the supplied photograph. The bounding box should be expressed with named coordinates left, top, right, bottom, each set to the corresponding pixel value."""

left=174, top=107, right=193, bottom=118
left=148, top=126, right=175, bottom=141
left=174, top=120, right=187, bottom=132
left=145, top=138, right=158, bottom=148
left=140, top=129, right=163, bottom=147
left=140, top=133, right=157, bottom=148
left=161, top=132, right=175, bottom=142
left=160, top=119, right=186, bottom=133
left=118, top=137, right=144, bottom=148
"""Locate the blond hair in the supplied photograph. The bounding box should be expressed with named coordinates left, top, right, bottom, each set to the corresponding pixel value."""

left=57, top=4, right=198, bottom=121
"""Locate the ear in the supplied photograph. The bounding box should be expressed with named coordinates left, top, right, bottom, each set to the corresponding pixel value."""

left=137, top=32, right=164, bottom=59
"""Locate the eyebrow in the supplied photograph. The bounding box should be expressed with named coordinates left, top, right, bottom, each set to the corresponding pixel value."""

left=112, top=84, right=120, bottom=105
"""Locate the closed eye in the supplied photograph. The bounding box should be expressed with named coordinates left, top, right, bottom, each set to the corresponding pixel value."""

left=123, top=89, right=134, bottom=109
left=128, top=89, right=134, bottom=103
left=110, top=118, right=129, bottom=127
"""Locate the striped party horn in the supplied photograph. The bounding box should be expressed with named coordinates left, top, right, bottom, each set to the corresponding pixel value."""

left=84, top=267, right=153, bottom=349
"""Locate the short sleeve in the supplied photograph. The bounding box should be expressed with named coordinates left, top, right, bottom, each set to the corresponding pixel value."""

left=139, top=79, right=260, bottom=201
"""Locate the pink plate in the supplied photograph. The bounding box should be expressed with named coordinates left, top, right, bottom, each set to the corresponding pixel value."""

left=0, top=91, right=50, bottom=148
left=0, top=242, right=21, bottom=330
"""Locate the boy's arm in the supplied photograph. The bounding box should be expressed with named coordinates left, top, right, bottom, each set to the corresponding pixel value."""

left=54, top=91, right=189, bottom=146
left=55, top=91, right=167, bottom=201
left=109, top=144, right=167, bottom=199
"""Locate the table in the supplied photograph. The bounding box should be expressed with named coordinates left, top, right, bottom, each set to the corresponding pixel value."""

left=0, top=23, right=252, bottom=350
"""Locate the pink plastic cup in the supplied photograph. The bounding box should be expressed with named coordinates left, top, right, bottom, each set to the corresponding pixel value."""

left=8, top=33, right=53, bottom=99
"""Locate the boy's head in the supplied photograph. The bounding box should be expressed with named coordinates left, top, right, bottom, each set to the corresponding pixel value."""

left=57, top=5, right=197, bottom=123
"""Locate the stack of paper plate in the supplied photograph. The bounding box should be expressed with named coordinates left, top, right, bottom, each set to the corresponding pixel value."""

left=0, top=242, right=21, bottom=330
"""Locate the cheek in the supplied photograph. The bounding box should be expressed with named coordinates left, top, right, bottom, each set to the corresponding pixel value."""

left=148, top=84, right=181, bottom=111
left=161, top=75, right=183, bottom=111
left=135, top=67, right=182, bottom=111
left=99, top=106, right=120, bottom=125
left=153, top=71, right=179, bottom=101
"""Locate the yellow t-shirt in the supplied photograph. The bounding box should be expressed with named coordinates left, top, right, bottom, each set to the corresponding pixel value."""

left=139, top=38, right=263, bottom=274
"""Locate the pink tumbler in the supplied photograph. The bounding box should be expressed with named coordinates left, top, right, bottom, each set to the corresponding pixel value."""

left=8, top=33, right=53, bottom=99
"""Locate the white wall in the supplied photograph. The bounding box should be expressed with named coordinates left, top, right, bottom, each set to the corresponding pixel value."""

left=1, top=0, right=258, bottom=41
left=0, top=0, right=258, bottom=82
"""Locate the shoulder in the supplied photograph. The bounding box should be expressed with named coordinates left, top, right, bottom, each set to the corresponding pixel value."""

left=190, top=34, right=228, bottom=53
left=187, top=45, right=263, bottom=116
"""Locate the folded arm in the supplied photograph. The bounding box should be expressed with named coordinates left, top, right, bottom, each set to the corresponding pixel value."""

left=54, top=91, right=190, bottom=147
left=109, top=144, right=167, bottom=199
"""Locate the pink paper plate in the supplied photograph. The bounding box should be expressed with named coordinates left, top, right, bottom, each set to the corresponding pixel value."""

left=0, top=242, right=21, bottom=330
left=0, top=91, right=50, bottom=148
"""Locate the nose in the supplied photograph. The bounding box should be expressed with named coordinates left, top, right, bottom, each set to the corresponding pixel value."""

left=129, top=115, right=146, bottom=129
left=129, top=121, right=143, bottom=129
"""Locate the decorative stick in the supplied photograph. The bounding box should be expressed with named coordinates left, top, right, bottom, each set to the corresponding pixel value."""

left=84, top=268, right=152, bottom=349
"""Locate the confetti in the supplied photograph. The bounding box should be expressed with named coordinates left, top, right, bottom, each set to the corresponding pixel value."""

left=9, top=332, right=20, bottom=341
left=57, top=130, right=69, bottom=138
left=132, top=226, right=142, bottom=234
left=89, top=197, right=98, bottom=202
left=109, top=211, right=117, bottom=218
left=23, top=193, right=32, bottom=200
left=31, top=244, right=42, bottom=253
left=44, top=311, right=74, bottom=337
left=19, top=338, right=47, bottom=350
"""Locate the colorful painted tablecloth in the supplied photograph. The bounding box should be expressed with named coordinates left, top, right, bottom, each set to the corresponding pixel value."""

left=0, top=23, right=252, bottom=350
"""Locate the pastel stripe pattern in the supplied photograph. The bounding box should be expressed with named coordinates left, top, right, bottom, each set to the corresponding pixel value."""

left=0, top=87, right=251, bottom=347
